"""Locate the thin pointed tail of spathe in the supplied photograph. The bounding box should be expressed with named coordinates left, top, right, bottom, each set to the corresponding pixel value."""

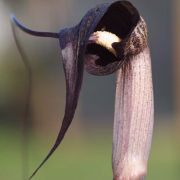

left=28, top=115, right=72, bottom=179
left=11, top=14, right=84, bottom=179
left=11, top=15, right=59, bottom=39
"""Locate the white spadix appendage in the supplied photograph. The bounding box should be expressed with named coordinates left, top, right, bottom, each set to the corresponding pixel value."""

left=88, top=31, right=121, bottom=56
left=113, top=48, right=154, bottom=180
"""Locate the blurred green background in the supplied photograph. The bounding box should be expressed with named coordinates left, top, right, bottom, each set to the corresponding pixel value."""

left=0, top=0, right=180, bottom=179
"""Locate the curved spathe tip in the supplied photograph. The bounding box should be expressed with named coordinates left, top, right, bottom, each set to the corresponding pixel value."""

left=10, top=14, right=59, bottom=39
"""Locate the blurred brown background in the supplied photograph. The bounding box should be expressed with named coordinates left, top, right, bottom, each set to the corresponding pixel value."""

left=0, top=0, right=179, bottom=179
